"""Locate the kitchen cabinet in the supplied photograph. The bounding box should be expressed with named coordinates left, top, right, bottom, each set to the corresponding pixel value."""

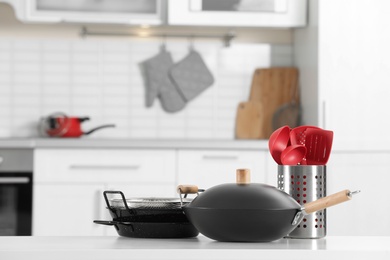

left=33, top=148, right=176, bottom=236
left=33, top=184, right=106, bottom=236
left=177, top=149, right=267, bottom=189
left=33, top=182, right=177, bottom=236
left=3, top=0, right=306, bottom=27
left=294, top=0, right=390, bottom=151
left=264, top=152, right=278, bottom=185
left=1, top=0, right=165, bottom=25
left=292, top=0, right=390, bottom=237
left=264, top=149, right=390, bottom=236
left=32, top=146, right=269, bottom=236
left=326, top=152, right=390, bottom=236
left=26, top=142, right=390, bottom=237
left=168, top=0, right=307, bottom=27
left=34, top=149, right=176, bottom=184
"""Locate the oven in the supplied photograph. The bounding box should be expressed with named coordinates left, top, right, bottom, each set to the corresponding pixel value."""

left=0, top=149, right=33, bottom=236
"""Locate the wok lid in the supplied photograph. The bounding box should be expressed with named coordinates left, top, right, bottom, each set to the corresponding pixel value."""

left=181, top=169, right=300, bottom=210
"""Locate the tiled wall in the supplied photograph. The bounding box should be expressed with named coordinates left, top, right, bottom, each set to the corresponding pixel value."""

left=0, top=38, right=292, bottom=139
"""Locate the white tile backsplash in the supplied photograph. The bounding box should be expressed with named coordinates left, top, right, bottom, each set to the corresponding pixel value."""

left=0, top=38, right=292, bottom=139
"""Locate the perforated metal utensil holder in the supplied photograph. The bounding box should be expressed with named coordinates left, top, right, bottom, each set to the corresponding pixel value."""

left=278, top=165, right=326, bottom=239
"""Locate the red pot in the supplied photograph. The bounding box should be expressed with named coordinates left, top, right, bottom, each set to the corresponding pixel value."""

left=44, top=113, right=115, bottom=138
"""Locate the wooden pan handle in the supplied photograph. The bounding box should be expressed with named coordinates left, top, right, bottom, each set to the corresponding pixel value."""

left=177, top=185, right=199, bottom=194
left=304, top=189, right=352, bottom=214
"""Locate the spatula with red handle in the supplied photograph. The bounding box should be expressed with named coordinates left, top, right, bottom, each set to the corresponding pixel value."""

left=304, top=128, right=334, bottom=165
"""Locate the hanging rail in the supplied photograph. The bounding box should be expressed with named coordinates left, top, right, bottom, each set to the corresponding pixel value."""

left=80, top=27, right=236, bottom=47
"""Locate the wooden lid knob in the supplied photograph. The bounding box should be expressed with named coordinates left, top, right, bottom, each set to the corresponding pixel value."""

left=236, top=169, right=251, bottom=184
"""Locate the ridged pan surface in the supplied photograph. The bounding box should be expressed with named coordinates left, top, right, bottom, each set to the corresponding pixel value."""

left=110, top=198, right=192, bottom=209
left=108, top=197, right=192, bottom=221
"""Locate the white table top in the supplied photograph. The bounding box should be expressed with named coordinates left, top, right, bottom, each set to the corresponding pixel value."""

left=0, top=236, right=389, bottom=260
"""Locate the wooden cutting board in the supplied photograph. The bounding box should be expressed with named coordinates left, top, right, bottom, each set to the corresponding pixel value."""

left=235, top=101, right=263, bottom=139
left=248, top=67, right=299, bottom=138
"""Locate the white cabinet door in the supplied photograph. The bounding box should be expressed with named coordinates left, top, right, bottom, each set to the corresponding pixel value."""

left=33, top=148, right=177, bottom=236
left=105, top=183, right=176, bottom=198
left=326, top=152, right=390, bottom=236
left=319, top=0, right=390, bottom=151
left=33, top=183, right=177, bottom=237
left=177, top=149, right=266, bottom=189
left=168, top=0, right=307, bottom=27
left=34, top=149, right=176, bottom=184
left=264, top=152, right=279, bottom=186
left=295, top=0, right=390, bottom=150
left=33, top=184, right=105, bottom=236
left=5, top=0, right=164, bottom=25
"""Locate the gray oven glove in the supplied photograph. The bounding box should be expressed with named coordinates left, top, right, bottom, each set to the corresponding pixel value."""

left=141, top=50, right=186, bottom=113
left=169, top=50, right=214, bottom=101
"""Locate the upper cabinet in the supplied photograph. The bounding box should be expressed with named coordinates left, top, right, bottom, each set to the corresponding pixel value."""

left=294, top=0, right=390, bottom=151
left=1, top=0, right=165, bottom=25
left=2, top=0, right=306, bottom=27
left=168, top=0, right=307, bottom=27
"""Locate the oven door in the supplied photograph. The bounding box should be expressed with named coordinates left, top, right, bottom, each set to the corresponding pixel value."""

left=0, top=173, right=32, bottom=236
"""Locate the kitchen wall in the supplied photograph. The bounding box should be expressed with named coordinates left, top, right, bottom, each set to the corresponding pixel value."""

left=0, top=3, right=293, bottom=139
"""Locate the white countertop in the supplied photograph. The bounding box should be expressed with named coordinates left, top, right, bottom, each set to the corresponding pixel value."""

left=0, top=236, right=389, bottom=260
left=1, top=138, right=389, bottom=152
left=0, top=138, right=268, bottom=150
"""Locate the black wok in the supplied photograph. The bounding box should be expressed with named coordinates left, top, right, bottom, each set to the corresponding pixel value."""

left=178, top=169, right=359, bottom=242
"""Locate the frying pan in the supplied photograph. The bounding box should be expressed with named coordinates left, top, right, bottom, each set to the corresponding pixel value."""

left=93, top=191, right=199, bottom=238
left=178, top=169, right=359, bottom=242
left=94, top=220, right=198, bottom=239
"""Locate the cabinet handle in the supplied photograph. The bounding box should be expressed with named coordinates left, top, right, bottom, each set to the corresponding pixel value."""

left=322, top=100, right=326, bottom=129
left=94, top=189, right=104, bottom=228
left=0, top=177, right=30, bottom=184
left=202, top=155, right=238, bottom=160
left=69, top=165, right=140, bottom=170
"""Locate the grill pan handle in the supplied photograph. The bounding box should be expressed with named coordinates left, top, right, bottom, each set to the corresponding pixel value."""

left=94, top=220, right=118, bottom=226
left=103, top=190, right=135, bottom=216
left=177, top=185, right=199, bottom=194
left=94, top=220, right=134, bottom=229
left=303, top=189, right=360, bottom=214
left=177, top=185, right=205, bottom=207
left=94, top=220, right=133, bottom=226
